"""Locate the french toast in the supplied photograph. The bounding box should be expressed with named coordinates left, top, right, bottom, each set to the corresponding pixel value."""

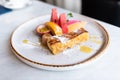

left=36, top=8, right=89, bottom=55
left=47, top=28, right=89, bottom=55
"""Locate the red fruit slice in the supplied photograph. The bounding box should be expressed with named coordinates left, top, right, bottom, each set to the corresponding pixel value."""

left=67, top=20, right=80, bottom=25
left=67, top=20, right=86, bottom=33
left=59, top=13, right=68, bottom=34
left=50, top=8, right=59, bottom=24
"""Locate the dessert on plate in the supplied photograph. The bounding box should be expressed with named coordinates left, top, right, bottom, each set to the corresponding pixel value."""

left=36, top=8, right=89, bottom=55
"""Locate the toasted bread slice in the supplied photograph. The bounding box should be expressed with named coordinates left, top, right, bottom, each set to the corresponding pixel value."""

left=47, top=28, right=89, bottom=55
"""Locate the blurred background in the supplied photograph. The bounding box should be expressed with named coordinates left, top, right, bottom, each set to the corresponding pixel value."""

left=40, top=0, right=120, bottom=27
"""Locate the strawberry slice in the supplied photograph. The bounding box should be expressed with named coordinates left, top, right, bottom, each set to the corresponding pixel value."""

left=50, top=8, right=59, bottom=24
left=59, top=13, right=68, bottom=34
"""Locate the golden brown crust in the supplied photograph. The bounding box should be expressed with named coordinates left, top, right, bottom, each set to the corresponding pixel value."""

left=47, top=28, right=89, bottom=55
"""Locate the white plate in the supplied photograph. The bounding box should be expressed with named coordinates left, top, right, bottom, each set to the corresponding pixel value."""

left=10, top=14, right=109, bottom=71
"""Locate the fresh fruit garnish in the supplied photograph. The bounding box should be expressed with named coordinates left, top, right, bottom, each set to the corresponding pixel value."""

left=36, top=25, right=50, bottom=36
left=59, top=13, right=68, bottom=34
left=67, top=20, right=80, bottom=25
left=67, top=20, right=86, bottom=32
left=66, top=13, right=73, bottom=22
left=51, top=8, right=59, bottom=24
left=67, top=13, right=73, bottom=17
left=45, top=22, right=63, bottom=36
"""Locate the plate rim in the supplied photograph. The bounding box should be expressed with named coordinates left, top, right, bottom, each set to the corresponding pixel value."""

left=10, top=15, right=110, bottom=68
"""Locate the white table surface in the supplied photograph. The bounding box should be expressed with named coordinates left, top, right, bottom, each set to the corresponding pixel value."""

left=0, top=1, right=120, bottom=80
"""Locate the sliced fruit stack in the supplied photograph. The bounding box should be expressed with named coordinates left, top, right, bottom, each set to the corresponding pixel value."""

left=36, top=8, right=88, bottom=55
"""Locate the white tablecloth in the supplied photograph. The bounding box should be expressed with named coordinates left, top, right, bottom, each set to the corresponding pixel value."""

left=0, top=1, right=120, bottom=80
